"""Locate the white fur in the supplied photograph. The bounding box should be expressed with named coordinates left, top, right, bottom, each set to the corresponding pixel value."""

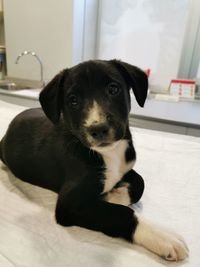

left=105, top=184, right=131, bottom=206
left=84, top=101, right=106, bottom=127
left=92, top=140, right=134, bottom=193
left=133, top=214, right=189, bottom=261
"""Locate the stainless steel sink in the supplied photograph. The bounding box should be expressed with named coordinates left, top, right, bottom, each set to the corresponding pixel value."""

left=0, top=83, right=33, bottom=90
left=0, top=51, right=45, bottom=91
left=0, top=77, right=43, bottom=91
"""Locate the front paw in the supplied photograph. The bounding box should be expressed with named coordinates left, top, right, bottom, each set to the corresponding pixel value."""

left=104, top=185, right=131, bottom=206
left=153, top=230, right=189, bottom=261
left=133, top=216, right=189, bottom=261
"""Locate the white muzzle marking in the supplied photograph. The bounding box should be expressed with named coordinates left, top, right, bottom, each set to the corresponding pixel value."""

left=84, top=101, right=106, bottom=127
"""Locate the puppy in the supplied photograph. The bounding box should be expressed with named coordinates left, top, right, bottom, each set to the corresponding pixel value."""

left=0, top=60, right=188, bottom=261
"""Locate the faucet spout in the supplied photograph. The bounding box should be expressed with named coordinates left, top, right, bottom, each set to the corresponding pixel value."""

left=15, top=51, right=45, bottom=87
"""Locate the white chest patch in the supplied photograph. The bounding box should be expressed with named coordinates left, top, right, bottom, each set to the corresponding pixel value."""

left=92, top=140, right=135, bottom=193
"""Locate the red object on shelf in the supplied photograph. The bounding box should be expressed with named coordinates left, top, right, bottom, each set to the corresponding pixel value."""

left=146, top=69, right=151, bottom=77
left=170, top=79, right=195, bottom=85
left=169, top=79, right=196, bottom=99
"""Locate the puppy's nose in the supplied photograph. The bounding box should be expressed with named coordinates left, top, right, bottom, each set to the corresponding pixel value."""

left=88, top=124, right=109, bottom=140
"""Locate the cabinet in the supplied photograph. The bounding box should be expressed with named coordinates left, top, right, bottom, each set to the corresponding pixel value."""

left=130, top=96, right=200, bottom=137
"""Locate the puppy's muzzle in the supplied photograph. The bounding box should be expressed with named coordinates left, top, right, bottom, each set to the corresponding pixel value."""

left=86, top=123, right=115, bottom=146
left=88, top=123, right=109, bottom=140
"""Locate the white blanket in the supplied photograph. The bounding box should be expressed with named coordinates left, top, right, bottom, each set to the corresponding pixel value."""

left=0, top=99, right=200, bottom=267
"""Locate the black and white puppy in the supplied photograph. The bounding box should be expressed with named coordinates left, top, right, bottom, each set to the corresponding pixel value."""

left=0, top=60, right=188, bottom=261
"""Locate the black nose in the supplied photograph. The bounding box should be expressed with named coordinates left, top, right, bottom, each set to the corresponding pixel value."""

left=88, top=124, right=109, bottom=140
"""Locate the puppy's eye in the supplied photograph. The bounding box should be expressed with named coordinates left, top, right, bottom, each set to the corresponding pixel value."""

left=68, top=95, right=79, bottom=107
left=107, top=83, right=121, bottom=96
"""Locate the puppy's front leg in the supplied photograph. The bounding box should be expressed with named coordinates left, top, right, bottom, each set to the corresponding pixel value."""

left=104, top=183, right=131, bottom=206
left=134, top=214, right=189, bottom=261
left=121, top=169, right=145, bottom=204
left=55, top=181, right=188, bottom=261
left=104, top=169, right=145, bottom=206
left=55, top=180, right=137, bottom=240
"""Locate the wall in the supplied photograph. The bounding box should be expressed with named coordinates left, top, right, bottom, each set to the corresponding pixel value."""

left=0, top=0, right=4, bottom=46
left=3, top=0, right=75, bottom=82
left=82, top=0, right=99, bottom=61
left=97, top=0, right=190, bottom=91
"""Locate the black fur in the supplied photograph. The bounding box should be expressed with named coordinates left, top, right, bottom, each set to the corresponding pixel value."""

left=0, top=59, right=148, bottom=242
left=125, top=140, right=136, bottom=162
left=122, top=170, right=145, bottom=204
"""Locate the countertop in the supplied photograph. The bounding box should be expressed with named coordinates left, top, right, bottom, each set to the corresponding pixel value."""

left=0, top=88, right=200, bottom=126
left=0, top=88, right=41, bottom=100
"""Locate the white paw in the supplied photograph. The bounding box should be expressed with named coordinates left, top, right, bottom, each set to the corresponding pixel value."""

left=134, top=216, right=189, bottom=261
left=105, top=185, right=130, bottom=206
left=152, top=229, right=189, bottom=261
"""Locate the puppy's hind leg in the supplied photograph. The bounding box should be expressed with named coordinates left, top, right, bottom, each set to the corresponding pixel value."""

left=0, top=140, right=4, bottom=163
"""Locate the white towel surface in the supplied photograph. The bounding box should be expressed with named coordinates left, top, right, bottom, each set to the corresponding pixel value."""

left=0, top=99, right=200, bottom=267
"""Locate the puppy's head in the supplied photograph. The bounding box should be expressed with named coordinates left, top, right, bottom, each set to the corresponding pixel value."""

left=39, top=60, right=148, bottom=148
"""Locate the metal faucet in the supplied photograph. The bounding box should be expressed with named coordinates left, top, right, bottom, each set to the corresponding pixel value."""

left=15, top=51, right=45, bottom=87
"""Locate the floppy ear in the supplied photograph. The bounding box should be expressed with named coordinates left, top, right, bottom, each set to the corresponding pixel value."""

left=111, top=60, right=148, bottom=107
left=39, top=69, right=68, bottom=124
